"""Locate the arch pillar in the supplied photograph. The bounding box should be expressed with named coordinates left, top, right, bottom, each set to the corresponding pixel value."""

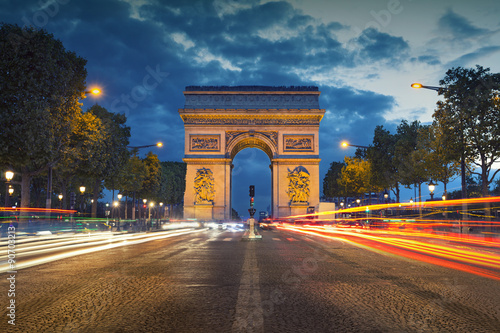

left=183, top=158, right=232, bottom=221
left=272, top=158, right=321, bottom=218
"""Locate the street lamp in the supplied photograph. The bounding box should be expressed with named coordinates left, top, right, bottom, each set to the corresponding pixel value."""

left=428, top=181, right=436, bottom=201
left=127, top=142, right=163, bottom=149
left=5, top=170, right=14, bottom=207
left=149, top=202, right=154, bottom=230
left=45, top=89, right=101, bottom=211
left=341, top=141, right=369, bottom=149
left=79, top=186, right=86, bottom=214
left=410, top=83, right=440, bottom=92
left=58, top=194, right=63, bottom=209
left=411, top=83, right=466, bottom=200
left=85, top=88, right=101, bottom=95
left=356, top=198, right=361, bottom=206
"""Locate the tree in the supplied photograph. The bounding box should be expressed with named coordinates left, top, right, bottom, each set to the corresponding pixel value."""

left=434, top=65, right=500, bottom=197
left=0, top=24, right=87, bottom=207
left=140, top=152, right=162, bottom=200
left=158, top=161, right=186, bottom=205
left=395, top=120, right=429, bottom=203
left=322, top=161, right=346, bottom=201
left=53, top=111, right=107, bottom=209
left=115, top=154, right=148, bottom=219
left=84, top=104, right=130, bottom=217
left=421, top=123, right=461, bottom=198
left=338, top=156, right=371, bottom=201
left=368, top=125, right=401, bottom=202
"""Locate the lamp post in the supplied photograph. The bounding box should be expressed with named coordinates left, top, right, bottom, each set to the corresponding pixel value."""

left=44, top=89, right=101, bottom=211
left=79, top=186, right=86, bottom=214
left=159, top=202, right=163, bottom=224
left=117, top=193, right=123, bottom=231
left=412, top=82, right=469, bottom=225
left=411, top=83, right=467, bottom=201
left=149, top=202, right=154, bottom=230
left=341, top=141, right=369, bottom=149
left=58, top=194, right=63, bottom=209
left=428, top=181, right=436, bottom=201
left=5, top=171, right=14, bottom=207
left=127, top=142, right=163, bottom=149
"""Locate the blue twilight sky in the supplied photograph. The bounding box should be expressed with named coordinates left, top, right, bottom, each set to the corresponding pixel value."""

left=2, top=0, right=500, bottom=217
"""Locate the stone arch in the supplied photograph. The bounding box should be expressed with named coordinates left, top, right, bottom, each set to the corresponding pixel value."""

left=179, top=86, right=324, bottom=220
left=226, top=132, right=277, bottom=160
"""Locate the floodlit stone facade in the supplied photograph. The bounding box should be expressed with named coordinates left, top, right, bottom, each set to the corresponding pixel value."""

left=179, top=86, right=325, bottom=220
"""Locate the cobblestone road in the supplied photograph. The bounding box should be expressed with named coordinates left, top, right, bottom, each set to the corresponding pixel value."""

left=1, top=228, right=500, bottom=332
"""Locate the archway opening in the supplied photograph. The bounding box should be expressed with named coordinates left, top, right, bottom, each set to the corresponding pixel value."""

left=231, top=148, right=271, bottom=220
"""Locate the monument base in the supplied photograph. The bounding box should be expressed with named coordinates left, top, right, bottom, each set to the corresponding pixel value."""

left=194, top=203, right=213, bottom=221
left=242, top=218, right=262, bottom=240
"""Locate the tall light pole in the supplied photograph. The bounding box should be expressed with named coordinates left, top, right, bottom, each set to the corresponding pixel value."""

left=411, top=83, right=466, bottom=200
left=5, top=171, right=14, bottom=207
left=45, top=88, right=101, bottom=211
left=126, top=143, right=163, bottom=221
left=79, top=186, right=86, bottom=214
left=412, top=82, right=468, bottom=224
left=117, top=193, right=123, bottom=231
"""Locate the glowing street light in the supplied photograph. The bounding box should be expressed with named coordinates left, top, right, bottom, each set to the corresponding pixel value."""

left=428, top=181, right=437, bottom=201
left=5, top=170, right=14, bottom=207
left=410, top=83, right=441, bottom=92
left=85, top=87, right=101, bottom=95
left=341, top=141, right=369, bottom=149
left=127, top=142, right=163, bottom=149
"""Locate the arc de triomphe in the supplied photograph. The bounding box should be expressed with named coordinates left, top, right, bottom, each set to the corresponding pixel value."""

left=179, top=86, right=324, bottom=220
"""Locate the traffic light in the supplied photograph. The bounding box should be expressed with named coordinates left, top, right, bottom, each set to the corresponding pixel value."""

left=249, top=185, right=255, bottom=197
left=250, top=197, right=254, bottom=207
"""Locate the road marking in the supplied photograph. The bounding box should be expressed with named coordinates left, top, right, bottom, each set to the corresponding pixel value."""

left=286, top=237, right=298, bottom=242
left=223, top=238, right=233, bottom=241
left=272, top=238, right=281, bottom=241
left=232, top=242, right=264, bottom=333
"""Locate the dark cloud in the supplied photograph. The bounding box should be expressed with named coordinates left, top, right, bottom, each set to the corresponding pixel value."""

left=438, top=9, right=490, bottom=41
left=414, top=55, right=441, bottom=66
left=355, top=28, right=409, bottom=64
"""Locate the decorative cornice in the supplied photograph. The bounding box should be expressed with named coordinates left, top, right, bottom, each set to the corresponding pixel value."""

left=179, top=114, right=324, bottom=126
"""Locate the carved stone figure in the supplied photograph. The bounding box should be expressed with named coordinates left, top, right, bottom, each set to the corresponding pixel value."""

left=194, top=168, right=215, bottom=204
left=286, top=166, right=310, bottom=203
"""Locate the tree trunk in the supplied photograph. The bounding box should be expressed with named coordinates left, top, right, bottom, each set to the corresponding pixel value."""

left=21, top=168, right=31, bottom=208
left=92, top=179, right=100, bottom=218
left=124, top=196, right=128, bottom=220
